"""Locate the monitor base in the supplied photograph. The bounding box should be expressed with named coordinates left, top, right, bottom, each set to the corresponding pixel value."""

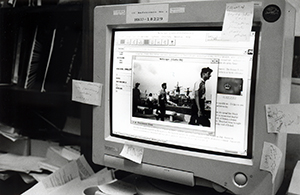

left=135, top=176, right=232, bottom=195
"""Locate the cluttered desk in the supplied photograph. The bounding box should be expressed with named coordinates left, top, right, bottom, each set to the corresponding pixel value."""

left=0, top=146, right=299, bottom=195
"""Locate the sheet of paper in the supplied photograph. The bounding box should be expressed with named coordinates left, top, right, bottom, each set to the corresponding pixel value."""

left=23, top=161, right=114, bottom=195
left=221, top=2, right=254, bottom=41
left=0, top=153, right=44, bottom=173
left=266, top=104, right=300, bottom=134
left=61, top=146, right=81, bottom=161
left=0, top=131, right=24, bottom=142
left=47, top=177, right=84, bottom=195
left=0, top=123, right=19, bottom=141
left=260, top=142, right=282, bottom=183
left=29, top=172, right=50, bottom=182
left=72, top=80, right=103, bottom=106
left=42, top=155, right=95, bottom=188
left=38, top=160, right=60, bottom=172
left=96, top=167, right=115, bottom=185
left=76, top=155, right=95, bottom=180
left=23, top=177, right=96, bottom=195
left=42, top=161, right=79, bottom=188
left=58, top=168, right=114, bottom=195
left=22, top=182, right=57, bottom=195
left=0, top=123, right=15, bottom=134
left=19, top=172, right=36, bottom=184
left=120, top=144, right=144, bottom=164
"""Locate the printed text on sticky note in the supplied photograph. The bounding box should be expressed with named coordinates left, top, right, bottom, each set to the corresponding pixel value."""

left=72, top=80, right=102, bottom=106
left=260, top=142, right=282, bottom=183
left=120, top=144, right=144, bottom=164
left=266, top=104, right=300, bottom=134
left=221, top=2, right=254, bottom=41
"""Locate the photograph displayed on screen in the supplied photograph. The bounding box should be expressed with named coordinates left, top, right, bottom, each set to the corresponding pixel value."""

left=217, top=77, right=243, bottom=95
left=131, top=56, right=218, bottom=131
left=111, top=29, right=256, bottom=156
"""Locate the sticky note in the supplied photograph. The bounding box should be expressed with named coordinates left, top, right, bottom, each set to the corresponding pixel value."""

left=120, top=144, right=144, bottom=164
left=266, top=104, right=300, bottom=134
left=221, top=2, right=254, bottom=41
left=260, top=142, right=282, bottom=183
left=72, top=80, right=102, bottom=106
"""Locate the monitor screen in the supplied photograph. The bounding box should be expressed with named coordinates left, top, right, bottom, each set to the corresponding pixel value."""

left=110, top=28, right=258, bottom=157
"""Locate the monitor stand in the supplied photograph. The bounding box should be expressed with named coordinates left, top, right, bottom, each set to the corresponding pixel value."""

left=135, top=176, right=232, bottom=195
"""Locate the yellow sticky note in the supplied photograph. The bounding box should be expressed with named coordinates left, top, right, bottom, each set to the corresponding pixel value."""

left=72, top=80, right=102, bottom=106
left=260, top=142, right=282, bottom=183
left=221, top=2, right=254, bottom=41
left=266, top=104, right=300, bottom=134
left=120, top=144, right=144, bottom=164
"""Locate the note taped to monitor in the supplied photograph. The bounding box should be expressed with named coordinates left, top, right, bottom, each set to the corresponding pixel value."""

left=120, top=144, right=144, bottom=164
left=221, top=2, right=254, bottom=41
left=260, top=142, right=282, bottom=183
left=266, top=104, right=300, bottom=134
left=72, top=80, right=103, bottom=106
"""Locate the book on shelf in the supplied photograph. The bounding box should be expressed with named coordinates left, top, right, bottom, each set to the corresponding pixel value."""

left=15, top=22, right=38, bottom=89
left=24, top=24, right=56, bottom=91
left=12, top=19, right=81, bottom=92
left=11, top=27, right=23, bottom=85
left=43, top=23, right=82, bottom=93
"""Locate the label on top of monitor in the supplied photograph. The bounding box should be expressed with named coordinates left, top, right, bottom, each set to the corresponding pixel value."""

left=126, top=4, right=169, bottom=23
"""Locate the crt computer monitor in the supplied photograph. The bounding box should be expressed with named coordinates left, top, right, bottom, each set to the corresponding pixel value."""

left=93, top=1, right=295, bottom=194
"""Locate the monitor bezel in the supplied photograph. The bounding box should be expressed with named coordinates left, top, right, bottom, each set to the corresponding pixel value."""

left=93, top=2, right=295, bottom=194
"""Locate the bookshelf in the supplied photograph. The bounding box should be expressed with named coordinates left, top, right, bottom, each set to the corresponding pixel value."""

left=0, top=3, right=82, bottom=144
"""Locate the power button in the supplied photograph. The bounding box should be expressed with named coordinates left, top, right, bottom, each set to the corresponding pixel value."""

left=234, top=173, right=248, bottom=187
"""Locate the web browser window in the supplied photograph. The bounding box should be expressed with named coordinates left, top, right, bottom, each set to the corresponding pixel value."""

left=110, top=29, right=256, bottom=156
